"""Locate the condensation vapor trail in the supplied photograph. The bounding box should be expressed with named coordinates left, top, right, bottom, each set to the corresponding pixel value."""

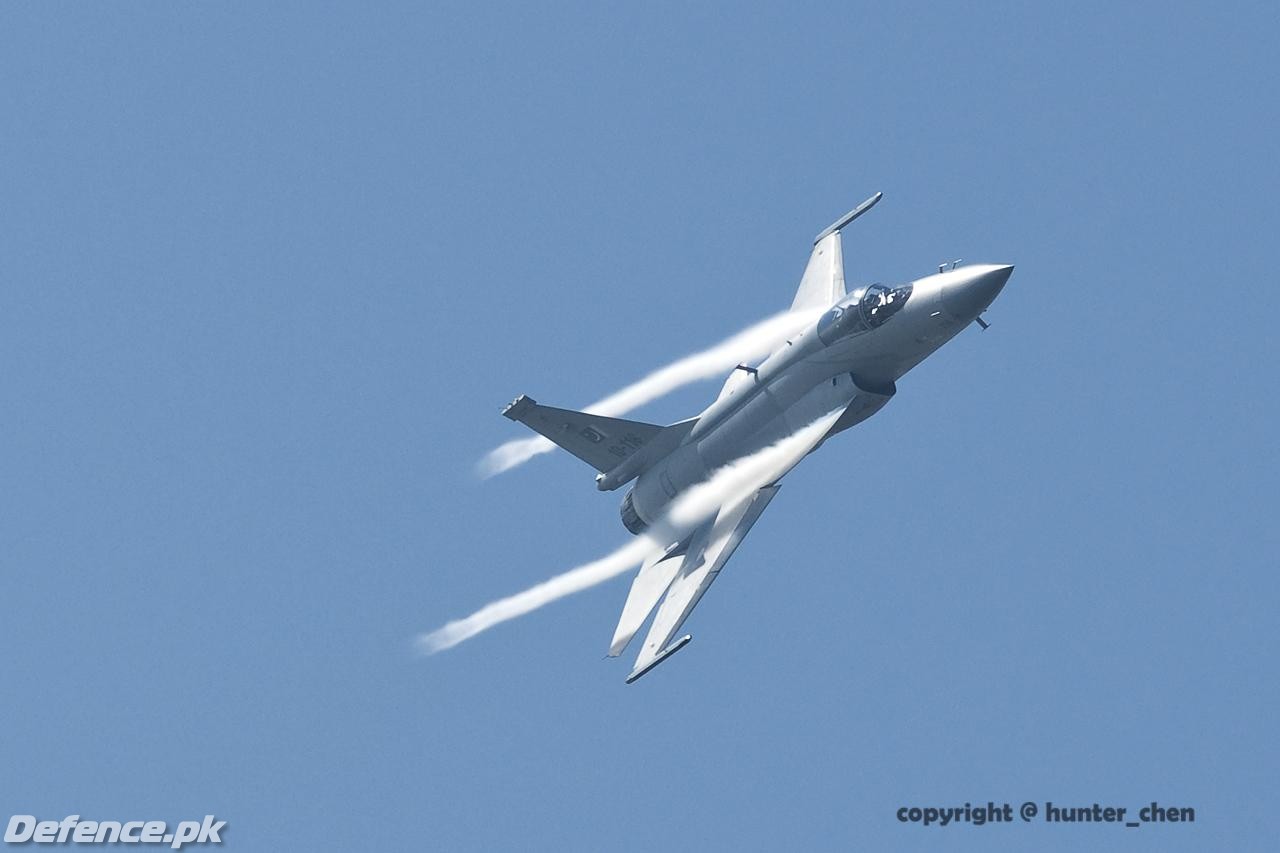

left=476, top=308, right=822, bottom=479
left=417, top=412, right=840, bottom=655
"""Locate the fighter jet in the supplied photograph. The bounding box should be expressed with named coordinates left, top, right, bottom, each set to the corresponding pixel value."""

left=501, top=193, right=1013, bottom=682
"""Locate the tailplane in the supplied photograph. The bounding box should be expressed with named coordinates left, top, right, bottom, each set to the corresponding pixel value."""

left=501, top=395, right=664, bottom=474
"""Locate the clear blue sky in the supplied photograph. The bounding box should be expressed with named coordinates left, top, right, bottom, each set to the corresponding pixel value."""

left=2, top=3, right=1276, bottom=851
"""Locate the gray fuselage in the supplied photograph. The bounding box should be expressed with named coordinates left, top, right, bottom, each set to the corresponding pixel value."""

left=620, top=264, right=1013, bottom=534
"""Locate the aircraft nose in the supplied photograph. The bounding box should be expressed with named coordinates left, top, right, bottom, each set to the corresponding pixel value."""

left=941, top=264, right=1013, bottom=319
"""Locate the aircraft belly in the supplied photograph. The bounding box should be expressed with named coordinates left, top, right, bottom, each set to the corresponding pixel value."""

left=697, top=378, right=857, bottom=470
left=627, top=375, right=855, bottom=528
left=696, top=389, right=785, bottom=462
left=628, top=443, right=708, bottom=528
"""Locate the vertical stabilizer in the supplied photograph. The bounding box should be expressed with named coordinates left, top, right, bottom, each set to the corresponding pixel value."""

left=790, top=230, right=846, bottom=312
left=790, top=191, right=881, bottom=312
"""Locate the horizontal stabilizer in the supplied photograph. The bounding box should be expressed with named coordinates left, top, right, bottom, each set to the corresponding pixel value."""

left=502, top=395, right=663, bottom=474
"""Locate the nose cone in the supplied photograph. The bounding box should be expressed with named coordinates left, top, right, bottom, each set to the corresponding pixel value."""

left=941, top=264, right=1013, bottom=320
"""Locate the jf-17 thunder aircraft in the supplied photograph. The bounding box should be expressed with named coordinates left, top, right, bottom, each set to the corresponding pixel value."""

left=501, top=193, right=1013, bottom=682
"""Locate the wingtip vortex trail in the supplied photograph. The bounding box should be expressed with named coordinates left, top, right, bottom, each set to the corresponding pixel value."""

left=420, top=411, right=839, bottom=655
left=475, top=308, right=821, bottom=478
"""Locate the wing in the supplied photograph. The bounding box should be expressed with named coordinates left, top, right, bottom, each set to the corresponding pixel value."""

left=607, top=544, right=685, bottom=657
left=625, top=486, right=781, bottom=683
left=789, top=192, right=882, bottom=313
left=615, top=406, right=845, bottom=682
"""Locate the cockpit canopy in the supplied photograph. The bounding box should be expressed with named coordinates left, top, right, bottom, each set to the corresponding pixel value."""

left=817, top=282, right=913, bottom=345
